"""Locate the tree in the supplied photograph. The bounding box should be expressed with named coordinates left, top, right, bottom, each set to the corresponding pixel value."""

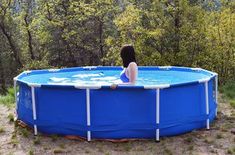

left=0, top=0, right=22, bottom=68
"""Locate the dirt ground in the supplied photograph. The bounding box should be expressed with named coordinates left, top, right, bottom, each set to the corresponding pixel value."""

left=0, top=94, right=234, bottom=155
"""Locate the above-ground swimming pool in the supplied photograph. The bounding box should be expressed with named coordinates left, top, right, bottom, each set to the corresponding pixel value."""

left=14, top=66, right=218, bottom=141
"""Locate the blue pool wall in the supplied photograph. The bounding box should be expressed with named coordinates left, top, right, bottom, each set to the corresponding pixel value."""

left=15, top=66, right=217, bottom=139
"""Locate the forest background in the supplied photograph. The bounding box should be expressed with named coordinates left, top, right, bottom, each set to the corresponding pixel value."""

left=0, top=0, right=234, bottom=94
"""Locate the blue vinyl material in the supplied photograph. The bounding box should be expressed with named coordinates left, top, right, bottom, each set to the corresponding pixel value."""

left=16, top=66, right=217, bottom=139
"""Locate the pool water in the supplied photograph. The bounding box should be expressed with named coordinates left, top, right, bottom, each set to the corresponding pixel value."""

left=20, top=69, right=210, bottom=86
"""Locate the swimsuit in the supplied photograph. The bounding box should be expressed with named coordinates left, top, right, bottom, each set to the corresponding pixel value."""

left=120, top=69, right=129, bottom=82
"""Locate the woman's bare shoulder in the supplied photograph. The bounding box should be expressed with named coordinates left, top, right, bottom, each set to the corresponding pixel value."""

left=128, top=62, right=138, bottom=68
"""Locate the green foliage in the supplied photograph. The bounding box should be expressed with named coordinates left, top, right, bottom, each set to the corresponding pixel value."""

left=221, top=82, right=235, bottom=108
left=33, top=136, right=41, bottom=145
left=0, top=88, right=15, bottom=108
left=0, top=0, right=234, bottom=93
left=221, top=82, right=235, bottom=99
left=105, top=0, right=235, bottom=83
left=0, top=127, right=5, bottom=133
left=22, top=59, right=51, bottom=71
left=230, top=100, right=235, bottom=108
left=8, top=113, right=15, bottom=123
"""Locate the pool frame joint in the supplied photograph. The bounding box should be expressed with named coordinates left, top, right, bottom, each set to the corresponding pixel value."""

left=28, top=83, right=41, bottom=88
left=48, top=69, right=60, bottom=72
left=198, top=78, right=211, bottom=83
left=83, top=66, right=97, bottom=70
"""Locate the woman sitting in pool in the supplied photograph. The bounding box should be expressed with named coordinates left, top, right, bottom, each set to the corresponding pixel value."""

left=120, top=45, right=138, bottom=83
left=111, top=45, right=138, bottom=88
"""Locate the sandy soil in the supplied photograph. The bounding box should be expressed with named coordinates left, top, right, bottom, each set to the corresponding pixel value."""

left=0, top=94, right=234, bottom=155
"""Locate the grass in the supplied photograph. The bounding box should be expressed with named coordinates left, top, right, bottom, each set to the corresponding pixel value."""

left=0, top=88, right=15, bottom=108
left=28, top=148, right=34, bottom=155
left=0, top=127, right=5, bottom=133
left=204, top=137, right=214, bottom=144
left=227, top=147, right=235, bottom=154
left=216, top=133, right=223, bottom=139
left=59, top=144, right=65, bottom=149
left=230, top=100, right=235, bottom=108
left=10, top=130, right=19, bottom=147
left=85, top=150, right=90, bottom=154
left=164, top=148, right=173, bottom=155
left=33, top=136, right=41, bottom=145
left=221, top=82, right=235, bottom=108
left=184, top=137, right=193, bottom=143
left=20, top=128, right=30, bottom=138
left=210, top=149, right=217, bottom=154
left=10, top=137, right=19, bottom=146
left=51, top=134, right=59, bottom=142
left=53, top=148, right=65, bottom=154
left=188, top=145, right=194, bottom=151
left=7, top=113, right=14, bottom=123
left=220, top=128, right=228, bottom=132
left=123, top=142, right=132, bottom=152
left=97, top=145, right=104, bottom=153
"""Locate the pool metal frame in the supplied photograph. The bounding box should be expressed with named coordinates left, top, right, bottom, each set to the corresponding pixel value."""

left=13, top=66, right=218, bottom=141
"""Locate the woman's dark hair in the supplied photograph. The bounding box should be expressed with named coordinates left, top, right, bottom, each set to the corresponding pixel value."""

left=120, top=45, right=136, bottom=67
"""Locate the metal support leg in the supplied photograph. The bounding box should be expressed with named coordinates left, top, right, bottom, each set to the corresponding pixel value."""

left=205, top=82, right=210, bottom=130
left=31, top=86, right=38, bottom=135
left=86, top=89, right=91, bottom=141
left=215, top=76, right=218, bottom=117
left=156, top=88, right=160, bottom=141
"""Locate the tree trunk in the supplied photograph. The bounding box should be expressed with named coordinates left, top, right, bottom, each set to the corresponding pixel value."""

left=0, top=23, right=23, bottom=68
left=174, top=0, right=180, bottom=54
left=99, top=18, right=104, bottom=65
left=24, top=14, right=35, bottom=60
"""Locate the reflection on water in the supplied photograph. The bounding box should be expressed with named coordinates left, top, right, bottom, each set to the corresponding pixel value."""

left=49, top=72, right=121, bottom=85
left=49, top=77, right=69, bottom=83
left=72, top=73, right=104, bottom=78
